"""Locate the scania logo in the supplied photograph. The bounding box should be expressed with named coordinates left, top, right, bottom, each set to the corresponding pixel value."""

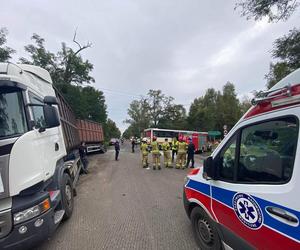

left=233, top=193, right=263, bottom=230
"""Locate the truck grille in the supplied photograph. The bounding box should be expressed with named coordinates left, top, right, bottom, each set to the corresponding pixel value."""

left=0, top=209, right=12, bottom=238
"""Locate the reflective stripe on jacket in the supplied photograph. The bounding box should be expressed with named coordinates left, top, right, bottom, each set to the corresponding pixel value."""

left=140, top=143, right=149, bottom=155
left=151, top=141, right=160, bottom=154
left=172, top=141, right=179, bottom=150
left=162, top=142, right=170, bottom=151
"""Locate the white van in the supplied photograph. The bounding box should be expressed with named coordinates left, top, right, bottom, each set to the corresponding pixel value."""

left=183, top=69, right=300, bottom=250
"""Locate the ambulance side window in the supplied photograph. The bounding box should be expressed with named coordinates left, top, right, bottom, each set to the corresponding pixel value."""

left=238, top=116, right=298, bottom=183
left=217, top=135, right=237, bottom=181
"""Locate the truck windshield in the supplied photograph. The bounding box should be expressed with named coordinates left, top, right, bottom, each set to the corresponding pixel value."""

left=0, top=88, right=28, bottom=138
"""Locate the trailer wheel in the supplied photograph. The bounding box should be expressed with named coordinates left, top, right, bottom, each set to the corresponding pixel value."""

left=61, top=173, right=74, bottom=221
left=191, top=207, right=221, bottom=250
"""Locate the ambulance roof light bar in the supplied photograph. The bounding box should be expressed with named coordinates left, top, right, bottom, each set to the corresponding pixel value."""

left=251, top=84, right=292, bottom=105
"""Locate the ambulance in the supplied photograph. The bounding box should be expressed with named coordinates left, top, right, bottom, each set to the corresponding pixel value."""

left=183, top=69, right=300, bottom=250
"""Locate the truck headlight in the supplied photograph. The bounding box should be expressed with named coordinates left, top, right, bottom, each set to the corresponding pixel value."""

left=13, top=198, right=50, bottom=225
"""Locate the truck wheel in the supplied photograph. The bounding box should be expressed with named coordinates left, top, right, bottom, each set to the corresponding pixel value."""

left=190, top=207, right=221, bottom=250
left=61, top=173, right=74, bottom=221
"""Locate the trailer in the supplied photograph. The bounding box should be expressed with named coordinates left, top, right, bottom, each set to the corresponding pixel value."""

left=76, top=119, right=105, bottom=153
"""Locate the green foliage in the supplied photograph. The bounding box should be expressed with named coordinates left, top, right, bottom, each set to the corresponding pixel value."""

left=55, top=83, right=107, bottom=124
left=266, top=62, right=292, bottom=89
left=122, top=124, right=137, bottom=139
left=239, top=95, right=252, bottom=115
left=266, top=28, right=300, bottom=89
left=147, top=90, right=174, bottom=126
left=104, top=119, right=121, bottom=140
left=0, top=28, right=15, bottom=62
left=125, top=89, right=187, bottom=137
left=187, top=83, right=242, bottom=132
left=235, top=0, right=299, bottom=22
left=20, top=33, right=94, bottom=85
left=125, top=98, right=150, bottom=136
left=56, top=42, right=94, bottom=85
left=158, top=104, right=187, bottom=129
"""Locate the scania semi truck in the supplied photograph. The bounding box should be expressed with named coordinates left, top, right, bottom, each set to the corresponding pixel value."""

left=0, top=63, right=83, bottom=249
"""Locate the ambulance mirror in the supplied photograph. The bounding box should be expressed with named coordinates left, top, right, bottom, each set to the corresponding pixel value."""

left=203, top=156, right=216, bottom=180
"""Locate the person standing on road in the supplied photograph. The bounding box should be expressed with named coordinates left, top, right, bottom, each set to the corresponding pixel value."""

left=176, top=137, right=187, bottom=169
left=186, top=137, right=195, bottom=168
left=140, top=138, right=149, bottom=168
left=115, top=140, right=120, bottom=161
left=171, top=137, right=178, bottom=162
left=79, top=142, right=88, bottom=174
left=151, top=136, right=161, bottom=170
left=131, top=138, right=136, bottom=153
left=162, top=138, right=172, bottom=168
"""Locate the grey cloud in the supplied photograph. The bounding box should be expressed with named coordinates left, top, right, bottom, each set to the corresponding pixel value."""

left=1, top=0, right=299, bottom=132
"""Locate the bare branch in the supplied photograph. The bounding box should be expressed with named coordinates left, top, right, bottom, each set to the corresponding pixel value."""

left=72, top=28, right=92, bottom=55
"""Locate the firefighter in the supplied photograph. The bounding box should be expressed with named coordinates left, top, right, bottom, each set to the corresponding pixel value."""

left=171, top=137, right=179, bottom=162
left=162, top=138, right=172, bottom=168
left=151, top=136, right=161, bottom=170
left=176, top=137, right=187, bottom=169
left=140, top=138, right=149, bottom=168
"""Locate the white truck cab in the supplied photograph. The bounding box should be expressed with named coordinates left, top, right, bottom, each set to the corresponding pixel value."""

left=183, top=69, right=300, bottom=250
left=0, top=63, right=80, bottom=249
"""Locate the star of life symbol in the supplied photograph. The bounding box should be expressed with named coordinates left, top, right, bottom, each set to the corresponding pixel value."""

left=233, top=193, right=263, bottom=230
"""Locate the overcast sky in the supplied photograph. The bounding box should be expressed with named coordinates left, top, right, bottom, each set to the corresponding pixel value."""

left=1, top=0, right=300, bottom=132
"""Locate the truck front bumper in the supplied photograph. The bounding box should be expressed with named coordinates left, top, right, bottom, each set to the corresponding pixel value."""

left=0, top=208, right=56, bottom=250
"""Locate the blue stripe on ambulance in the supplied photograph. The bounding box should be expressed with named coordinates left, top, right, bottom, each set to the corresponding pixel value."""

left=186, top=179, right=210, bottom=196
left=186, top=180, right=300, bottom=242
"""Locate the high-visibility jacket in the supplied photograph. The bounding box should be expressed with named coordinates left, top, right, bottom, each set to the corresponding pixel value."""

left=178, top=141, right=187, bottom=153
left=140, top=143, right=149, bottom=156
left=172, top=140, right=179, bottom=151
left=151, top=141, right=160, bottom=154
left=161, top=142, right=170, bottom=151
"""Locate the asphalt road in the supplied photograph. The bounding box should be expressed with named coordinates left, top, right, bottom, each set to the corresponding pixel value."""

left=38, top=142, right=207, bottom=250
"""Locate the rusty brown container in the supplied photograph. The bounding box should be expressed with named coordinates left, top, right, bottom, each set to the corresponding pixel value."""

left=76, top=119, right=104, bottom=144
left=54, top=87, right=80, bottom=152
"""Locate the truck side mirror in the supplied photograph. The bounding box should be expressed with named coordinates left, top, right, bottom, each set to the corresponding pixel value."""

left=203, top=156, right=217, bottom=180
left=44, top=96, right=58, bottom=105
left=44, top=105, right=60, bottom=128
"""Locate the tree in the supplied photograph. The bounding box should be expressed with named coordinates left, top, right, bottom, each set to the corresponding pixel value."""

left=220, top=82, right=242, bottom=129
left=147, top=90, right=173, bottom=126
left=187, top=83, right=242, bottom=132
left=122, top=124, right=139, bottom=139
left=104, top=119, right=121, bottom=140
left=125, top=89, right=186, bottom=135
left=235, top=0, right=299, bottom=22
left=20, top=32, right=94, bottom=85
left=265, top=62, right=292, bottom=89
left=125, top=98, right=150, bottom=136
left=0, top=28, right=15, bottom=62
left=239, top=95, right=252, bottom=115
left=56, top=83, right=107, bottom=124
left=266, top=28, right=300, bottom=88
left=158, top=104, right=187, bottom=129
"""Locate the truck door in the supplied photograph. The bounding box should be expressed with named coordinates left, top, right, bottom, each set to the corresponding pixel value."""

left=29, top=93, right=65, bottom=179
left=211, top=115, right=300, bottom=249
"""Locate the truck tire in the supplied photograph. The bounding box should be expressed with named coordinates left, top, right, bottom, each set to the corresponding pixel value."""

left=61, top=173, right=74, bottom=221
left=190, top=207, right=222, bottom=250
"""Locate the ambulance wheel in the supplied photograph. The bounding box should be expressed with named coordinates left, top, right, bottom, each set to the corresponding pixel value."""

left=61, top=173, right=74, bottom=221
left=191, top=207, right=221, bottom=250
